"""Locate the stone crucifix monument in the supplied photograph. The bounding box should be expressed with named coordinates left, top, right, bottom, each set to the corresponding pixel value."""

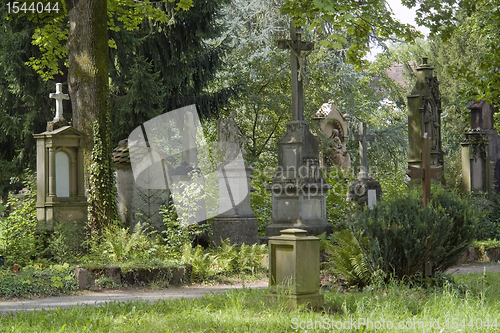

left=407, top=57, right=445, bottom=187
left=347, top=122, right=382, bottom=209
left=266, top=22, right=332, bottom=237
left=34, top=83, right=87, bottom=230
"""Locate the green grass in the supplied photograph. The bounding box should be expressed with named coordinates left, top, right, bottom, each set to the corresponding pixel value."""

left=1, top=273, right=500, bottom=332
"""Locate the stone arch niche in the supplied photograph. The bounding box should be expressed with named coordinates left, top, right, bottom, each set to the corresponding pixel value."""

left=34, top=126, right=87, bottom=230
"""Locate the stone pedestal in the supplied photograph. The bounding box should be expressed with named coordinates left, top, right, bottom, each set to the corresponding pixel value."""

left=267, top=228, right=323, bottom=310
left=212, top=160, right=259, bottom=245
left=266, top=121, right=332, bottom=237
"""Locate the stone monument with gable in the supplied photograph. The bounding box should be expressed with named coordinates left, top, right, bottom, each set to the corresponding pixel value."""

left=407, top=57, right=445, bottom=187
left=461, top=100, right=500, bottom=194
left=266, top=23, right=332, bottom=237
left=34, top=83, right=88, bottom=230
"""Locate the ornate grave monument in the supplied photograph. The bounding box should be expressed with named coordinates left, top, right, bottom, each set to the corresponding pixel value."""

left=34, top=83, right=87, bottom=229
left=314, top=101, right=351, bottom=169
left=461, top=100, right=500, bottom=194
left=407, top=57, right=445, bottom=187
left=266, top=23, right=331, bottom=237
left=347, top=122, right=382, bottom=208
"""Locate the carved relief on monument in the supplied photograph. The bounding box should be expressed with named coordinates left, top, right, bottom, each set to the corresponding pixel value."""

left=314, top=101, right=351, bottom=168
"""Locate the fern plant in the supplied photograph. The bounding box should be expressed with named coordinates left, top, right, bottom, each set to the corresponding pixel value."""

left=324, top=229, right=371, bottom=287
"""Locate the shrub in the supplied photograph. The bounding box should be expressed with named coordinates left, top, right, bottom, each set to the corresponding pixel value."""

left=1, top=177, right=37, bottom=266
left=0, top=263, right=78, bottom=298
left=327, top=186, right=476, bottom=284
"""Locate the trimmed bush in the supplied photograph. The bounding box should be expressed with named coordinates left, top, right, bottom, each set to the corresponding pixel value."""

left=327, top=186, right=476, bottom=284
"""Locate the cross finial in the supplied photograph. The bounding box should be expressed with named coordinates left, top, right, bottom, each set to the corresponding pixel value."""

left=49, top=83, right=69, bottom=121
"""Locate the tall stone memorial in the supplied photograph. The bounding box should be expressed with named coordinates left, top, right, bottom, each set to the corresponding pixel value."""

left=407, top=58, right=445, bottom=186
left=212, top=112, right=259, bottom=245
left=461, top=100, right=500, bottom=193
left=34, top=83, right=88, bottom=230
left=266, top=23, right=331, bottom=237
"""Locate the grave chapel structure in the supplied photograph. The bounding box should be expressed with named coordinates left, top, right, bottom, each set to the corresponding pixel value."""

left=34, top=83, right=87, bottom=229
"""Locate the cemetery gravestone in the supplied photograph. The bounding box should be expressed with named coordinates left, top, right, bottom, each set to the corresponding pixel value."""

left=314, top=101, right=351, bottom=169
left=461, top=100, right=500, bottom=194
left=407, top=57, right=445, bottom=187
left=212, top=113, right=259, bottom=245
left=34, top=83, right=87, bottom=230
left=347, top=122, right=382, bottom=208
left=113, top=139, right=169, bottom=230
left=266, top=22, right=331, bottom=237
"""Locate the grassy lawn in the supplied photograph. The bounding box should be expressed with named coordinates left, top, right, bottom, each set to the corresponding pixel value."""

left=1, top=272, right=499, bottom=332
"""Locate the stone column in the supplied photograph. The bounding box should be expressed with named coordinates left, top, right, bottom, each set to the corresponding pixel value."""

left=77, top=145, right=85, bottom=197
left=48, top=147, right=56, bottom=197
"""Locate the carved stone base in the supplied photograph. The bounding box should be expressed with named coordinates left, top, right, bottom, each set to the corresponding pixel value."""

left=212, top=217, right=259, bottom=246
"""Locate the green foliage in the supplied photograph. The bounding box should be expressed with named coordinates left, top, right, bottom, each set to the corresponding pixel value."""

left=328, top=187, right=477, bottom=285
left=324, top=166, right=355, bottom=228
left=46, top=221, right=85, bottom=264
left=22, top=0, right=194, bottom=80
left=469, top=193, right=500, bottom=241
left=180, top=241, right=267, bottom=282
left=0, top=177, right=37, bottom=266
left=324, top=229, right=372, bottom=287
left=90, top=223, right=166, bottom=263
left=408, top=0, right=500, bottom=109
left=281, top=0, right=420, bottom=68
left=0, top=263, right=78, bottom=298
left=161, top=202, right=210, bottom=254
left=87, top=118, right=118, bottom=233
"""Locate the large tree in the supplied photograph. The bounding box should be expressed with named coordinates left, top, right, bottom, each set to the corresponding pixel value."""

left=403, top=0, right=500, bottom=108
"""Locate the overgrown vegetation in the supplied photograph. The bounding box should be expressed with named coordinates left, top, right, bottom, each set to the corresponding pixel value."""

left=0, top=264, right=78, bottom=298
left=325, top=186, right=478, bottom=286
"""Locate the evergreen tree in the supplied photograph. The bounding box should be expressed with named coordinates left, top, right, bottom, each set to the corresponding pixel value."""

left=0, top=12, right=54, bottom=199
left=109, top=0, right=233, bottom=143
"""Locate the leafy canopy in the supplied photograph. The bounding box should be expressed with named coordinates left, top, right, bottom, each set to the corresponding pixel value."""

left=281, top=0, right=421, bottom=68
left=20, top=0, right=194, bottom=80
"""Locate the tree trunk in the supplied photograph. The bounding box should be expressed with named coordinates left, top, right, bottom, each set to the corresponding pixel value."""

left=67, top=0, right=116, bottom=232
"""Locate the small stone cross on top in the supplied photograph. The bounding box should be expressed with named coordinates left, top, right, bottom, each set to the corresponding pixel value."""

left=278, top=22, right=314, bottom=122
left=353, top=122, right=375, bottom=179
left=49, top=83, right=69, bottom=122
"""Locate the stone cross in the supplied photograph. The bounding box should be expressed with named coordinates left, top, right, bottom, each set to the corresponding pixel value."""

left=278, top=22, right=314, bottom=121
left=49, top=83, right=69, bottom=121
left=407, top=133, right=443, bottom=206
left=353, top=122, right=375, bottom=179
